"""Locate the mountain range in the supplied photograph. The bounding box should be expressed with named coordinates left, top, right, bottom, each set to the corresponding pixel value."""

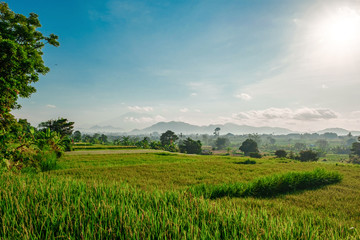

left=79, top=121, right=360, bottom=136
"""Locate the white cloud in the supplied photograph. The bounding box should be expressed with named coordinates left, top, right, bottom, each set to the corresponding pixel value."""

left=128, top=106, right=153, bottom=112
left=190, top=92, right=197, bottom=96
left=234, top=107, right=338, bottom=121
left=235, top=93, right=252, bottom=101
left=180, top=108, right=189, bottom=113
left=46, top=104, right=56, bottom=108
left=293, top=108, right=338, bottom=120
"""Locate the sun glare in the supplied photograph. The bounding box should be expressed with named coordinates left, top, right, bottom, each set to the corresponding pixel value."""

left=316, top=7, right=360, bottom=51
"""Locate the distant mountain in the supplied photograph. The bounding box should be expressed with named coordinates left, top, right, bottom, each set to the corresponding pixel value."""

left=81, top=125, right=124, bottom=133
left=317, top=128, right=360, bottom=136
left=130, top=121, right=294, bottom=135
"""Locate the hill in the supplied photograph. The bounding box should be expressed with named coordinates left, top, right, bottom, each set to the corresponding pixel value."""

left=130, top=121, right=294, bottom=135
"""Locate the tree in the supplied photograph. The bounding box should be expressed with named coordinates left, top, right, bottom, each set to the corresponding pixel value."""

left=294, top=142, right=306, bottom=151
left=299, top=150, right=318, bottom=162
left=275, top=149, right=287, bottom=158
left=248, top=133, right=262, bottom=145
left=214, top=127, right=220, bottom=137
left=239, top=139, right=259, bottom=156
left=214, top=137, right=230, bottom=150
left=72, top=131, right=81, bottom=142
left=315, top=139, right=329, bottom=151
left=267, top=136, right=276, bottom=145
left=179, top=137, right=202, bottom=154
left=38, top=118, right=74, bottom=137
left=99, top=134, right=108, bottom=144
left=350, top=142, right=360, bottom=156
left=0, top=3, right=59, bottom=123
left=160, top=130, right=178, bottom=146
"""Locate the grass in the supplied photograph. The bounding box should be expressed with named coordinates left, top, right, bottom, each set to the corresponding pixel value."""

left=1, top=150, right=359, bottom=239
left=0, top=173, right=357, bottom=239
left=189, top=168, right=342, bottom=199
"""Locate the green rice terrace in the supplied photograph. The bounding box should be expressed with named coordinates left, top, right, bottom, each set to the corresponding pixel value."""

left=1, top=149, right=359, bottom=239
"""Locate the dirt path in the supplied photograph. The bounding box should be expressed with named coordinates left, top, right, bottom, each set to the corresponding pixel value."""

left=65, top=149, right=167, bottom=155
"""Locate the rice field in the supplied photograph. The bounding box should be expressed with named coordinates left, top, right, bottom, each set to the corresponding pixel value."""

left=1, top=150, right=359, bottom=239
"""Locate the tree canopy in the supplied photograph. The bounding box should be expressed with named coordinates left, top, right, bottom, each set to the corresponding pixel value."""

left=239, top=139, right=259, bottom=156
left=38, top=118, right=74, bottom=137
left=0, top=2, right=59, bottom=123
left=160, top=130, right=178, bottom=146
left=179, top=137, right=202, bottom=154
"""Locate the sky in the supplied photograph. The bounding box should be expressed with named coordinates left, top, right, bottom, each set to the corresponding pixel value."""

left=8, top=0, right=360, bottom=132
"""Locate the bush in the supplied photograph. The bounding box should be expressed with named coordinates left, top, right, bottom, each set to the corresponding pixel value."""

left=239, top=139, right=259, bottom=156
left=275, top=150, right=287, bottom=158
left=164, top=143, right=178, bottom=152
left=39, top=152, right=58, bottom=172
left=179, top=138, right=202, bottom=154
left=249, top=152, right=262, bottom=158
left=189, top=168, right=342, bottom=199
left=299, top=150, right=319, bottom=162
left=348, top=155, right=360, bottom=164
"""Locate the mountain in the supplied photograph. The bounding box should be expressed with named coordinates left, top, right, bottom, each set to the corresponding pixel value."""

left=130, top=121, right=294, bottom=135
left=80, top=125, right=124, bottom=133
left=317, top=128, right=360, bottom=136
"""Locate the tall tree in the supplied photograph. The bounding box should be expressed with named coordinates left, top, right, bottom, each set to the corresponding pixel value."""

left=160, top=130, right=178, bottom=146
left=0, top=2, right=59, bottom=125
left=179, top=137, right=202, bottom=154
left=213, top=127, right=221, bottom=137
left=38, top=118, right=74, bottom=137
left=239, top=139, right=259, bottom=156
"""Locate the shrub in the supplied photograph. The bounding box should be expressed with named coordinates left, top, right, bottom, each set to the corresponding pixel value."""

left=348, top=155, right=360, bottom=164
left=179, top=138, right=202, bottom=154
left=299, top=150, right=319, bottom=162
left=189, top=168, right=342, bottom=199
left=236, top=159, right=256, bottom=164
left=39, top=152, right=58, bottom=172
left=239, top=139, right=259, bottom=156
left=275, top=150, right=287, bottom=158
left=249, top=152, right=262, bottom=158
left=164, top=143, right=178, bottom=152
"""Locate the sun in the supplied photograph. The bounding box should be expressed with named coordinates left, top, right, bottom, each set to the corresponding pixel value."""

left=315, top=7, right=360, bottom=51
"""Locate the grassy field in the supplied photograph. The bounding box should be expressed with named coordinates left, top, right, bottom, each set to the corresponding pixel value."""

left=1, top=150, right=359, bottom=239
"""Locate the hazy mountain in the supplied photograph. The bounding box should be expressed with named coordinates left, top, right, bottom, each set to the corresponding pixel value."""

left=96, top=112, right=164, bottom=131
left=130, top=121, right=294, bottom=135
left=317, top=128, right=360, bottom=136
left=80, top=125, right=124, bottom=133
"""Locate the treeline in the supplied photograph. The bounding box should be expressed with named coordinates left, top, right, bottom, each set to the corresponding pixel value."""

left=1, top=117, right=74, bottom=172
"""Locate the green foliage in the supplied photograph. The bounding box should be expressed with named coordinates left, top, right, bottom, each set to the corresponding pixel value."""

left=236, top=159, right=256, bottom=164
left=179, top=137, right=202, bottom=154
left=214, top=137, right=230, bottom=150
left=135, top=137, right=150, bottom=149
left=163, top=143, right=178, bottom=152
left=72, top=130, right=81, bottom=142
left=160, top=130, right=178, bottom=146
left=350, top=142, right=360, bottom=156
left=294, top=142, right=306, bottom=151
left=0, top=2, right=58, bottom=118
left=38, top=118, right=74, bottom=137
left=299, top=150, right=319, bottom=162
left=275, top=149, right=287, bottom=158
left=150, top=141, right=163, bottom=150
left=0, top=172, right=355, bottom=239
left=239, top=139, right=259, bottom=156
left=38, top=151, right=58, bottom=171
left=189, top=168, right=342, bottom=199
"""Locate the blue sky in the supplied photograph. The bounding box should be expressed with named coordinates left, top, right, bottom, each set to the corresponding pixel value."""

left=8, top=0, right=360, bottom=132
